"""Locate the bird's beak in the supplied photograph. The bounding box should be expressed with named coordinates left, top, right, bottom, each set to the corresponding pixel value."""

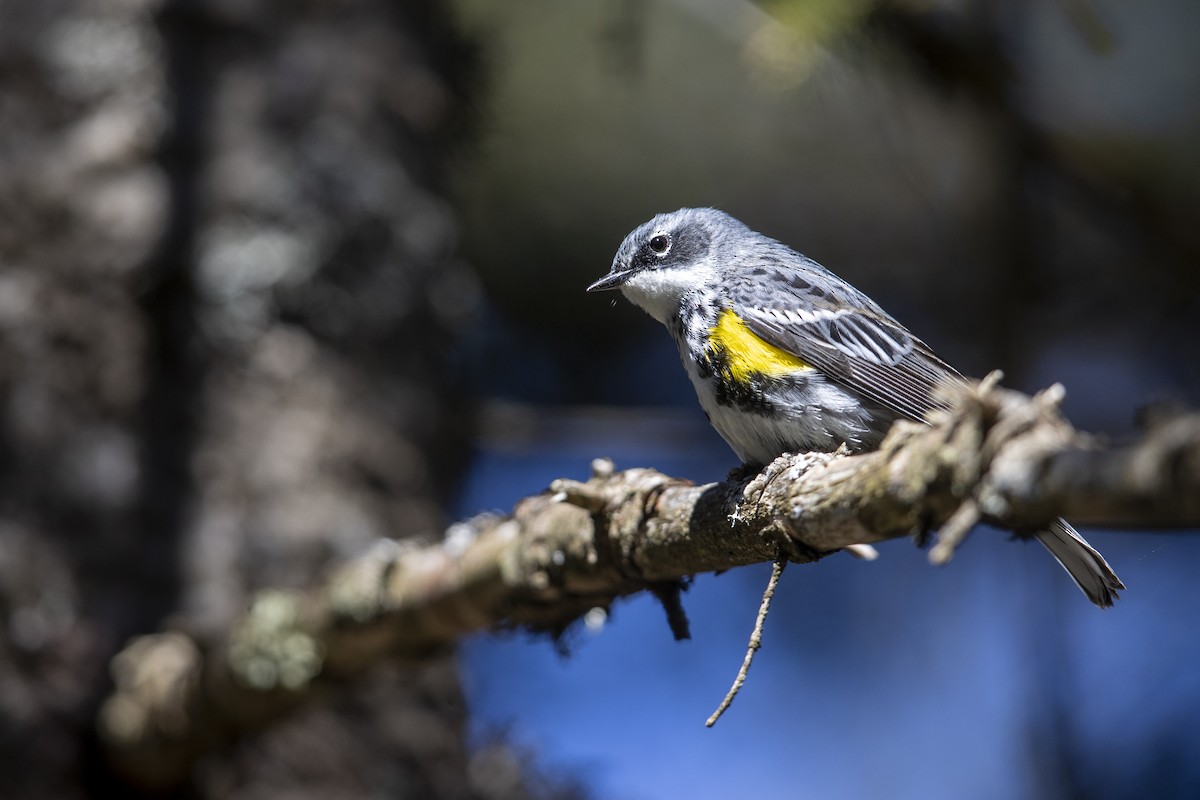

left=586, top=269, right=633, bottom=293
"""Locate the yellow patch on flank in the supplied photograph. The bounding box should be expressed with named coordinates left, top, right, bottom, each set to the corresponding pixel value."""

left=709, top=308, right=812, bottom=382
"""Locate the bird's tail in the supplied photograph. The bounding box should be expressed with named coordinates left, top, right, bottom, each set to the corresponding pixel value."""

left=1035, top=519, right=1125, bottom=608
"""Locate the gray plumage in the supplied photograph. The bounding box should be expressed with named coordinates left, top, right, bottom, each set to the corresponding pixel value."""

left=589, top=207, right=1124, bottom=607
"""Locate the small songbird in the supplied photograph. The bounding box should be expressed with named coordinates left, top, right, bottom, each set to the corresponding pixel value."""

left=588, top=208, right=1123, bottom=607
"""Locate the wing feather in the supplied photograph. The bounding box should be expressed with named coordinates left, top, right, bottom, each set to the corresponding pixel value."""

left=737, top=302, right=964, bottom=422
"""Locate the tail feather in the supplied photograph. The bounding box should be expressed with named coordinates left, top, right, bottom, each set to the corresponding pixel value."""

left=1035, top=518, right=1125, bottom=608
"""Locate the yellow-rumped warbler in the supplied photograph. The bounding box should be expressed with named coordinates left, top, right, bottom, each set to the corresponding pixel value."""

left=588, top=207, right=1123, bottom=607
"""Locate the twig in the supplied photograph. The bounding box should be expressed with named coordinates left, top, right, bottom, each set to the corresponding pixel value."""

left=706, top=558, right=786, bottom=727
left=843, top=543, right=879, bottom=560
left=929, top=499, right=982, bottom=565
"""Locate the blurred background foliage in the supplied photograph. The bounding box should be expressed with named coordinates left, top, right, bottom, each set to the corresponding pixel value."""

left=452, top=0, right=1200, bottom=422
left=0, top=0, right=1198, bottom=798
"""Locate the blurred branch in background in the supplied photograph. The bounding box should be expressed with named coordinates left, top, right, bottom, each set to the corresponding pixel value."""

left=98, top=378, right=1200, bottom=789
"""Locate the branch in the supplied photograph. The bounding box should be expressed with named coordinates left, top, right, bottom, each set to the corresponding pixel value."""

left=97, top=378, right=1200, bottom=788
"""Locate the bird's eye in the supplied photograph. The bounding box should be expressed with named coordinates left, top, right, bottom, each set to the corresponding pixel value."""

left=649, top=234, right=671, bottom=255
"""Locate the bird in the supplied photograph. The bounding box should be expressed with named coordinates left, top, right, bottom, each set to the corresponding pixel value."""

left=587, top=207, right=1123, bottom=607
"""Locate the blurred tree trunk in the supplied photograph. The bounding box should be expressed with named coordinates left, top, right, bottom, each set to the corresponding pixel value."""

left=0, top=1, right=550, bottom=797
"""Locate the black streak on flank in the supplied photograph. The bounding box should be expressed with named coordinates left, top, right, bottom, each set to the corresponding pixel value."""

left=698, top=344, right=777, bottom=416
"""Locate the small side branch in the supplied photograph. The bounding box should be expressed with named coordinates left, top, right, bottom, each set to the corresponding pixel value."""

left=706, top=558, right=786, bottom=727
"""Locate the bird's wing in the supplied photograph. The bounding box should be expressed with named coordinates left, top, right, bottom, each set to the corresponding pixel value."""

left=735, top=299, right=964, bottom=422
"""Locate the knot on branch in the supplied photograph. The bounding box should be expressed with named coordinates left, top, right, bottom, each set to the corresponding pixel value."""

left=550, top=458, right=693, bottom=567
left=548, top=458, right=696, bottom=639
left=879, top=372, right=1083, bottom=561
